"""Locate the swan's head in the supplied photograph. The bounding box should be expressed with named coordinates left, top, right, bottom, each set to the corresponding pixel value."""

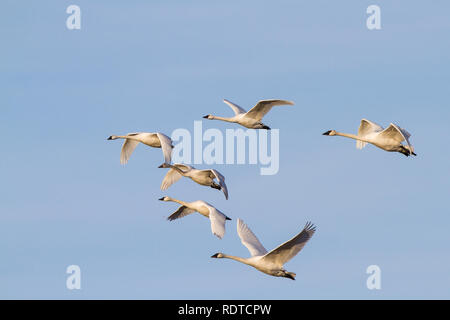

left=203, top=114, right=213, bottom=120
left=158, top=196, right=170, bottom=201
left=158, top=162, right=171, bottom=168
left=211, top=253, right=224, bottom=259
left=322, top=130, right=336, bottom=136
left=107, top=135, right=117, bottom=140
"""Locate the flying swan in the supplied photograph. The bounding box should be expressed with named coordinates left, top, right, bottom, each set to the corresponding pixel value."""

left=203, top=99, right=294, bottom=129
left=323, top=119, right=416, bottom=157
left=107, top=132, right=173, bottom=164
left=211, top=219, right=316, bottom=280
left=158, top=196, right=231, bottom=239
left=159, top=163, right=229, bottom=200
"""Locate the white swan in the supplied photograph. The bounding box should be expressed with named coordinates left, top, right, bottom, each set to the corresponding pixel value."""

left=323, top=119, right=417, bottom=157
left=159, top=163, right=229, bottom=200
left=107, top=132, right=174, bottom=164
left=158, top=196, right=231, bottom=239
left=203, top=99, right=294, bottom=129
left=211, top=219, right=316, bottom=280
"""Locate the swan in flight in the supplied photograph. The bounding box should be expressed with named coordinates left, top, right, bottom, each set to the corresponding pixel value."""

left=211, top=219, right=316, bottom=280
left=158, top=196, right=231, bottom=239
left=159, top=163, right=229, bottom=200
left=323, top=119, right=417, bottom=157
left=203, top=99, right=294, bottom=129
left=107, top=132, right=174, bottom=164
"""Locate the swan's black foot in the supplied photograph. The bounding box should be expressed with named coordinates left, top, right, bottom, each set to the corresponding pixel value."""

left=211, top=184, right=221, bottom=190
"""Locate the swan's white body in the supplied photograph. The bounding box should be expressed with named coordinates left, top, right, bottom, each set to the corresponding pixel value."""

left=323, top=119, right=416, bottom=157
left=108, top=132, right=173, bottom=164
left=159, top=196, right=231, bottom=239
left=159, top=163, right=229, bottom=200
left=211, top=219, right=316, bottom=280
left=203, top=99, right=294, bottom=129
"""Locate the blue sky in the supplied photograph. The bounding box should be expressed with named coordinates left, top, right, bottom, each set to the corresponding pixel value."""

left=1, top=0, right=449, bottom=299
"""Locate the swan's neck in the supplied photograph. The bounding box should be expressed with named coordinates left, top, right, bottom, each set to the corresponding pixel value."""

left=166, top=197, right=189, bottom=207
left=211, top=116, right=236, bottom=123
left=167, top=164, right=187, bottom=175
left=336, top=132, right=370, bottom=143
left=112, top=135, right=138, bottom=141
left=222, top=254, right=250, bottom=265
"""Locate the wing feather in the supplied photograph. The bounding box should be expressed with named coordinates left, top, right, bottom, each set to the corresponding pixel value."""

left=245, top=99, right=294, bottom=122
left=208, top=207, right=227, bottom=239
left=211, top=169, right=228, bottom=200
left=160, top=164, right=192, bottom=190
left=237, top=219, right=267, bottom=257
left=167, top=206, right=196, bottom=221
left=223, top=99, right=247, bottom=115
left=378, top=123, right=414, bottom=154
left=261, top=222, right=316, bottom=267
left=120, top=133, right=141, bottom=164
left=357, top=119, right=383, bottom=149
left=156, top=132, right=173, bottom=164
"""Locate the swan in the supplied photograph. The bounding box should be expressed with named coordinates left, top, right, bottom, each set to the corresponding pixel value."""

left=203, top=99, right=295, bottom=129
left=159, top=163, right=229, bottom=200
left=107, top=132, right=174, bottom=164
left=323, top=119, right=417, bottom=157
left=158, top=196, right=231, bottom=239
left=211, top=219, right=316, bottom=280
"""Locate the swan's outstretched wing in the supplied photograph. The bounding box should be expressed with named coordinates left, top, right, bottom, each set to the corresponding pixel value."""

left=211, top=169, right=228, bottom=200
left=156, top=132, right=173, bottom=164
left=208, top=206, right=227, bottom=239
left=160, top=164, right=192, bottom=190
left=378, top=123, right=414, bottom=154
left=245, top=99, right=294, bottom=122
left=120, top=133, right=141, bottom=164
left=357, top=119, right=384, bottom=149
left=237, top=219, right=267, bottom=257
left=261, top=222, right=316, bottom=268
left=167, top=205, right=196, bottom=221
left=223, top=99, right=247, bottom=115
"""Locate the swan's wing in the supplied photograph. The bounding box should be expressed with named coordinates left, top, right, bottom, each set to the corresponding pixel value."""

left=120, top=133, right=141, bottom=164
left=357, top=119, right=384, bottom=149
left=156, top=132, right=173, bottom=164
left=378, top=123, right=414, bottom=154
left=160, top=164, right=192, bottom=190
left=245, top=99, right=294, bottom=122
left=167, top=205, right=196, bottom=221
left=208, top=206, right=227, bottom=239
left=160, top=169, right=182, bottom=190
left=237, top=219, right=267, bottom=257
left=392, top=123, right=414, bottom=154
left=211, top=169, right=228, bottom=200
left=223, top=99, right=247, bottom=115
left=261, top=222, right=316, bottom=267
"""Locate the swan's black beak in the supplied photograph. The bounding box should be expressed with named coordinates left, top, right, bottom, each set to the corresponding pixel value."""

left=158, top=164, right=164, bottom=168
left=107, top=136, right=113, bottom=140
left=211, top=253, right=219, bottom=258
left=203, top=115, right=209, bottom=119
left=322, top=130, right=332, bottom=135
left=158, top=197, right=165, bottom=201
left=262, top=125, right=271, bottom=130
left=412, top=152, right=417, bottom=156
left=225, top=216, right=232, bottom=221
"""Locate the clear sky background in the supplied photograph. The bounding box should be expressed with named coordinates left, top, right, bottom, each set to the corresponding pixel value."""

left=1, top=1, right=449, bottom=299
